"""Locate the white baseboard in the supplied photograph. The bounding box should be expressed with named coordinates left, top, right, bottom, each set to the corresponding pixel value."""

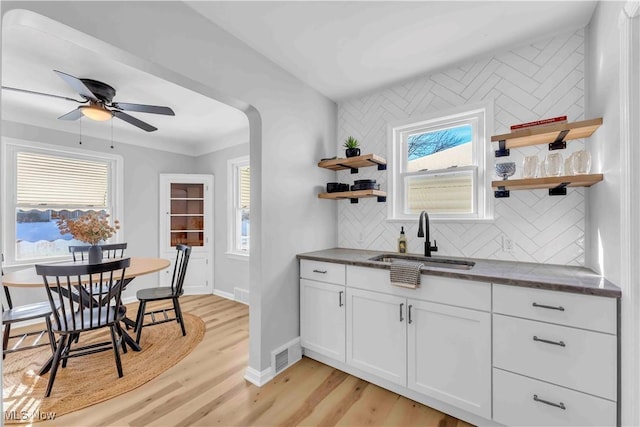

left=214, top=288, right=249, bottom=306
left=244, top=366, right=274, bottom=387
left=213, top=289, right=235, bottom=300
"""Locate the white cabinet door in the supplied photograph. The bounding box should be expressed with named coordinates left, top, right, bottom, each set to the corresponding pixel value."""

left=407, top=299, right=491, bottom=419
left=300, top=279, right=346, bottom=362
left=159, top=174, right=213, bottom=295
left=346, top=288, right=407, bottom=386
left=160, top=251, right=211, bottom=295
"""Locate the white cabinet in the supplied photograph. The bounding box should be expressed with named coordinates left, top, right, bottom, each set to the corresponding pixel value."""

left=492, top=284, right=617, bottom=427
left=300, top=279, right=346, bottom=362
left=159, top=174, right=213, bottom=295
left=407, top=300, right=491, bottom=419
left=300, top=260, right=346, bottom=362
left=346, top=288, right=407, bottom=385
left=344, top=265, right=492, bottom=419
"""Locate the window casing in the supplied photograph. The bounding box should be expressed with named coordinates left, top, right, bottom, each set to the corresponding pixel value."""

left=388, top=104, right=492, bottom=221
left=227, top=156, right=250, bottom=257
left=2, top=139, right=123, bottom=265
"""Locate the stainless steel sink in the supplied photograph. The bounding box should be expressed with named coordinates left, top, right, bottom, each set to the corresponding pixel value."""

left=368, top=254, right=475, bottom=270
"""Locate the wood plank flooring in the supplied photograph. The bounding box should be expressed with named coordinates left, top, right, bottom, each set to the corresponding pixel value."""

left=4, top=295, right=473, bottom=426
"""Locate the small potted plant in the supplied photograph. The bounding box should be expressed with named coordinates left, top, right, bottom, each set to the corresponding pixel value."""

left=343, top=136, right=361, bottom=158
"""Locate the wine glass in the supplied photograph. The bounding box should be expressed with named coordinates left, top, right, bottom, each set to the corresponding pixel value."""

left=495, top=162, right=516, bottom=180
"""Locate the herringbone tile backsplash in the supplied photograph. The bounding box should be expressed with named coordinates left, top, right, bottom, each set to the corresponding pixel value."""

left=336, top=29, right=586, bottom=266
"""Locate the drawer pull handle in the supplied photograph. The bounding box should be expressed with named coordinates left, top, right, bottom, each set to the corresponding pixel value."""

left=533, top=336, right=566, bottom=347
left=533, top=394, right=566, bottom=410
left=339, top=291, right=344, bottom=307
left=532, top=302, right=565, bottom=311
left=312, top=269, right=327, bottom=274
left=400, top=303, right=404, bottom=322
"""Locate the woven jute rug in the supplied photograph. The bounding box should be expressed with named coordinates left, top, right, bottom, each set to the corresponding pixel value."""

left=2, top=313, right=205, bottom=423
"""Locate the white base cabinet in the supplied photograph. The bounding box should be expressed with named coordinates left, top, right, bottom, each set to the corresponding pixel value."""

left=299, top=261, right=619, bottom=427
left=408, top=300, right=491, bottom=419
left=300, top=279, right=346, bottom=362
left=346, top=288, right=407, bottom=385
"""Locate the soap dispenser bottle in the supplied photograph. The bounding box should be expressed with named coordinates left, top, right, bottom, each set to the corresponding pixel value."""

left=398, top=226, right=407, bottom=253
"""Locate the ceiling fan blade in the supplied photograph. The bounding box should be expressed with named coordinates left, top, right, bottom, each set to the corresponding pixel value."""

left=113, top=110, right=158, bottom=132
left=1, top=86, right=84, bottom=103
left=53, top=70, right=99, bottom=102
left=111, top=102, right=175, bottom=116
left=58, top=108, right=84, bottom=120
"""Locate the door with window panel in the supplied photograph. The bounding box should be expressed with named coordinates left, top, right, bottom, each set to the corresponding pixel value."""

left=159, top=174, right=213, bottom=295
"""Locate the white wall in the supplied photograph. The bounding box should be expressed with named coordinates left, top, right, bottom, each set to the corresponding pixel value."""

left=1, top=120, right=197, bottom=304
left=1, top=1, right=338, bottom=374
left=195, top=143, right=250, bottom=298
left=586, top=2, right=639, bottom=426
left=337, top=29, right=589, bottom=266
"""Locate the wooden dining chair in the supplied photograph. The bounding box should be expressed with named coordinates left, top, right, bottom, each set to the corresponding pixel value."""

left=69, top=242, right=128, bottom=261
left=134, top=245, right=191, bottom=344
left=35, top=258, right=130, bottom=397
left=2, top=254, right=56, bottom=359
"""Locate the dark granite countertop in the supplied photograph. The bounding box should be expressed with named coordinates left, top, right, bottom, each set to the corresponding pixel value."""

left=297, top=248, right=621, bottom=298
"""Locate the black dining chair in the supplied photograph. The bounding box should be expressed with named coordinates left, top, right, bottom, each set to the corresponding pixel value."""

left=35, top=258, right=130, bottom=397
left=69, top=242, right=128, bottom=262
left=2, top=254, right=56, bottom=359
left=134, top=244, right=191, bottom=344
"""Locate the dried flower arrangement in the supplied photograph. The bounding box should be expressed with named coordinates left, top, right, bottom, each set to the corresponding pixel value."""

left=57, top=212, right=120, bottom=245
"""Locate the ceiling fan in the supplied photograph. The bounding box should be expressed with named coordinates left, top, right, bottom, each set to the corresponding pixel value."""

left=1, top=70, right=175, bottom=132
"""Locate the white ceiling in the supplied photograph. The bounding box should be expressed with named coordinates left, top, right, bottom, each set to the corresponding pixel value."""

left=1, top=20, right=250, bottom=156
left=188, top=1, right=597, bottom=100
left=2, top=2, right=597, bottom=155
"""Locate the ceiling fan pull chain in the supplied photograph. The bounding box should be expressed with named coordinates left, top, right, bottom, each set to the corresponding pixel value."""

left=110, top=119, right=114, bottom=149
left=79, top=118, right=82, bottom=145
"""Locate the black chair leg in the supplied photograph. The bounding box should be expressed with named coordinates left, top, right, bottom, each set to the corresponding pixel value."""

left=109, top=325, right=123, bottom=378
left=61, top=335, right=74, bottom=368
left=115, top=322, right=128, bottom=354
left=135, top=301, right=146, bottom=344
left=173, top=298, right=186, bottom=336
left=45, top=317, right=56, bottom=355
left=3, top=324, right=11, bottom=359
left=45, top=334, right=67, bottom=398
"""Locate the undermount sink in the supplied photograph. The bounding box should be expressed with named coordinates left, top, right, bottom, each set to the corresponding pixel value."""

left=368, top=254, right=475, bottom=270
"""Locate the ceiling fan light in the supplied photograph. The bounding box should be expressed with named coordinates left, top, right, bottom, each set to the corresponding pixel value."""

left=80, top=105, right=112, bottom=121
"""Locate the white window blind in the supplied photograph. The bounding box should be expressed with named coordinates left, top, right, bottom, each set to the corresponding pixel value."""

left=17, top=152, right=109, bottom=207
left=405, top=168, right=475, bottom=214
left=239, top=165, right=250, bottom=209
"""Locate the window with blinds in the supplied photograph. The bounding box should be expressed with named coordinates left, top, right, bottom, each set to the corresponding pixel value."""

left=10, top=149, right=114, bottom=261
left=389, top=105, right=490, bottom=220
left=229, top=156, right=250, bottom=256
left=17, top=152, right=109, bottom=207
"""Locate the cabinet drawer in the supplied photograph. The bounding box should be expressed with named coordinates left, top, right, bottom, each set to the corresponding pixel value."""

left=300, top=260, right=345, bottom=285
left=493, top=368, right=616, bottom=427
left=493, top=284, right=616, bottom=334
left=346, top=265, right=490, bottom=311
left=493, top=314, right=616, bottom=401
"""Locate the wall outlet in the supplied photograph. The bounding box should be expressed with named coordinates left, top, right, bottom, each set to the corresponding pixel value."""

left=501, top=235, right=515, bottom=253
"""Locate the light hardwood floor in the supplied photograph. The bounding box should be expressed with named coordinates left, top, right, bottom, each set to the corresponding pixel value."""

left=6, top=295, right=473, bottom=426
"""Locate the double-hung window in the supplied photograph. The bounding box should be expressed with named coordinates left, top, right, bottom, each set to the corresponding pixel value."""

left=227, top=156, right=250, bottom=257
left=389, top=104, right=492, bottom=221
left=2, top=140, right=122, bottom=264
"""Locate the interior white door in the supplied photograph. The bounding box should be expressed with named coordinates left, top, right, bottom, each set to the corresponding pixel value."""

left=346, top=287, right=407, bottom=386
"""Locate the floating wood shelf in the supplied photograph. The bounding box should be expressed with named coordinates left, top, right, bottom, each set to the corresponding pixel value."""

left=318, top=189, right=387, bottom=203
left=492, top=118, right=603, bottom=156
left=318, top=154, right=387, bottom=174
left=492, top=174, right=603, bottom=197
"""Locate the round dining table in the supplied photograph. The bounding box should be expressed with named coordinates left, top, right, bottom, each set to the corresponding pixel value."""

left=2, top=257, right=170, bottom=287
left=2, top=256, right=170, bottom=372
